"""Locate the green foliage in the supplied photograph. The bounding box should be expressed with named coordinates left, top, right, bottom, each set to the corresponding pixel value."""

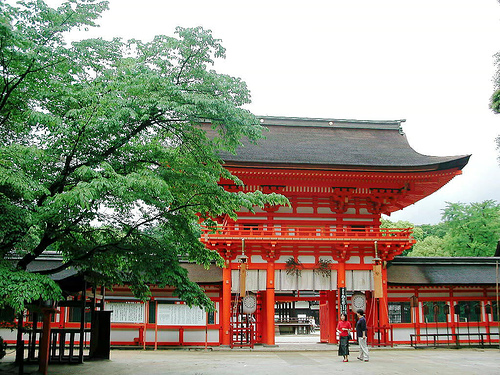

left=0, top=1, right=287, bottom=313
left=0, top=261, right=62, bottom=312
left=384, top=200, right=500, bottom=258
left=418, top=222, right=448, bottom=239
left=387, top=200, right=500, bottom=257
left=380, top=218, right=418, bottom=255
left=406, top=236, right=451, bottom=257
left=441, top=200, right=500, bottom=257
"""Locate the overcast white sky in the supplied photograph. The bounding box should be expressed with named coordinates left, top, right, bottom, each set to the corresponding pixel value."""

left=46, top=0, right=500, bottom=224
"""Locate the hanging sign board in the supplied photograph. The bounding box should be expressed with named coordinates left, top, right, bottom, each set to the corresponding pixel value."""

left=373, top=264, right=383, bottom=299
left=107, top=302, right=145, bottom=323
left=157, top=303, right=206, bottom=326
left=339, top=287, right=347, bottom=316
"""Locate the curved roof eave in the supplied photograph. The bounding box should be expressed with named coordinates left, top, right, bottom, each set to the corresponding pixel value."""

left=223, top=154, right=471, bottom=173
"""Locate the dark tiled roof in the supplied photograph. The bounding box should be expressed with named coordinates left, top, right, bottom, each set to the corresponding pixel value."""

left=221, top=116, right=470, bottom=172
left=387, top=257, right=500, bottom=285
left=181, top=263, right=222, bottom=283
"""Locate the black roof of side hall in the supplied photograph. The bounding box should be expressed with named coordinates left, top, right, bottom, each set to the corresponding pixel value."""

left=387, top=257, right=500, bottom=285
left=221, top=116, right=471, bottom=172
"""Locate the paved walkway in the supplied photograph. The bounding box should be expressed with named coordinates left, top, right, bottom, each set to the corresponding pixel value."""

left=1, top=336, right=499, bottom=374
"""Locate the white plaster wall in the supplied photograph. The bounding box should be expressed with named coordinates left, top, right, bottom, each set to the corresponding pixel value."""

left=346, top=270, right=373, bottom=291
left=388, top=292, right=414, bottom=298
left=298, top=255, right=315, bottom=264
left=145, top=329, right=181, bottom=342
left=110, top=329, right=138, bottom=343
left=392, top=327, right=414, bottom=342
left=452, top=291, right=485, bottom=297
left=0, top=329, right=19, bottom=341
left=183, top=329, right=218, bottom=342
left=346, top=256, right=360, bottom=264
left=250, top=255, right=266, bottom=263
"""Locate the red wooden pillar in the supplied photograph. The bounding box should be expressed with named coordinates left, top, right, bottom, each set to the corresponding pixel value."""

left=327, top=290, right=337, bottom=343
left=265, top=260, right=276, bottom=346
left=258, top=291, right=267, bottom=344
left=337, top=260, right=346, bottom=316
left=365, top=291, right=375, bottom=342
left=379, top=266, right=390, bottom=343
left=334, top=257, right=346, bottom=344
left=221, top=259, right=232, bottom=346
left=319, top=291, right=328, bottom=343
left=38, top=308, right=55, bottom=375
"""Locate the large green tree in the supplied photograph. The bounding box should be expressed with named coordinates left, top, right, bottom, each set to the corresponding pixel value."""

left=0, top=0, right=286, bottom=313
left=441, top=200, right=500, bottom=257
left=384, top=200, right=500, bottom=257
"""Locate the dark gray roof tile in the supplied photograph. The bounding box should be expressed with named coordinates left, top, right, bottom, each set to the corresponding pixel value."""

left=220, top=116, right=470, bottom=172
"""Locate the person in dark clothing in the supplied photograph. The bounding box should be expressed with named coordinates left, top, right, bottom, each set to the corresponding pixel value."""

left=356, top=309, right=369, bottom=362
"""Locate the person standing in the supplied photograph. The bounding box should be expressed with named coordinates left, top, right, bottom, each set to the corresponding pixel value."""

left=356, top=309, right=369, bottom=362
left=336, top=313, right=352, bottom=362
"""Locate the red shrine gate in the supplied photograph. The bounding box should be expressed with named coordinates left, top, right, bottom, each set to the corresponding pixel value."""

left=1, top=117, right=475, bottom=352
left=201, top=116, right=469, bottom=347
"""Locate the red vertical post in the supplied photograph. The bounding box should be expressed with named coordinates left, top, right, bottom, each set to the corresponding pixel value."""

left=221, top=259, right=232, bottom=346
left=38, top=308, right=54, bottom=375
left=335, top=259, right=346, bottom=344
left=337, top=260, right=346, bottom=316
left=265, top=260, right=276, bottom=346
left=327, top=290, right=337, bottom=343
left=379, top=266, right=390, bottom=343
left=260, top=291, right=268, bottom=344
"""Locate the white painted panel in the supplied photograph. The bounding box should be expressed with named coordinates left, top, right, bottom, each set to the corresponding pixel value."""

left=297, top=207, right=314, bottom=213
left=298, top=255, right=315, bottom=264
left=315, top=273, right=331, bottom=290
left=183, top=329, right=212, bottom=342
left=156, top=329, right=180, bottom=342
left=298, top=270, right=314, bottom=290
left=392, top=327, right=414, bottom=342
left=353, top=270, right=372, bottom=291
left=250, top=255, right=266, bottom=263
left=280, top=271, right=298, bottom=290
left=276, top=255, right=289, bottom=263
left=364, top=256, right=374, bottom=264
left=246, top=270, right=259, bottom=292
left=452, top=292, right=485, bottom=297
left=345, top=270, right=354, bottom=291
left=388, top=292, right=415, bottom=298
left=110, top=329, right=136, bottom=342
left=346, top=256, right=360, bottom=264
left=330, top=270, right=338, bottom=290
left=258, top=270, right=267, bottom=291
left=0, top=329, right=19, bottom=341
left=231, top=270, right=239, bottom=293
left=274, top=270, right=281, bottom=290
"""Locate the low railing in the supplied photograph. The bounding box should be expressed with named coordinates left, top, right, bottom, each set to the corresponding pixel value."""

left=25, top=328, right=91, bottom=364
left=410, top=332, right=500, bottom=348
left=369, top=325, right=394, bottom=347
left=202, top=225, right=413, bottom=241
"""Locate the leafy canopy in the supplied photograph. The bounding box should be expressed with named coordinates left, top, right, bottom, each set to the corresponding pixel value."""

left=0, top=0, right=287, bottom=313
left=385, top=200, right=500, bottom=257
left=440, top=200, right=500, bottom=257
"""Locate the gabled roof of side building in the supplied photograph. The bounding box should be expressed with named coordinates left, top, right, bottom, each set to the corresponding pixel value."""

left=387, top=256, right=500, bottom=285
left=221, top=116, right=470, bottom=172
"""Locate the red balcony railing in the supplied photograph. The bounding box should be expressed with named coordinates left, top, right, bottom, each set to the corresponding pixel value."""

left=201, top=225, right=414, bottom=243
